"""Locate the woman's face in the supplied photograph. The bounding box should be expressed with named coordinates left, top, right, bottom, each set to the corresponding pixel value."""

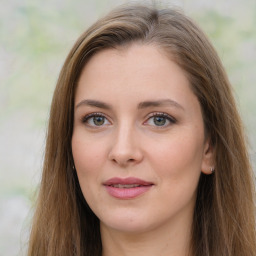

left=72, top=44, right=213, bottom=234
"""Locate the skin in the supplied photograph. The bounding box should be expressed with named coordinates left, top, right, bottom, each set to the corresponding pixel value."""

left=72, top=44, right=213, bottom=256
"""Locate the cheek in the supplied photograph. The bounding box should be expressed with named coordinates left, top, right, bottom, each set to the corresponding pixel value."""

left=151, top=134, right=203, bottom=209
left=71, top=134, right=109, bottom=198
left=148, top=131, right=204, bottom=179
left=72, top=133, right=106, bottom=172
left=71, top=134, right=107, bottom=204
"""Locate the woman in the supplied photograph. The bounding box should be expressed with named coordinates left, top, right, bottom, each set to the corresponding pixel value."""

left=28, top=3, right=256, bottom=256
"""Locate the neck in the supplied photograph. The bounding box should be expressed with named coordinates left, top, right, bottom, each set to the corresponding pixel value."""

left=100, top=215, right=193, bottom=256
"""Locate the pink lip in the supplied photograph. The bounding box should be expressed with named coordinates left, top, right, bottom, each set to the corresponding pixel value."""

left=103, top=177, right=154, bottom=199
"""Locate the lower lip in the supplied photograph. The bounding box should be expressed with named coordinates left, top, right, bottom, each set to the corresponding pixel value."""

left=104, top=185, right=152, bottom=199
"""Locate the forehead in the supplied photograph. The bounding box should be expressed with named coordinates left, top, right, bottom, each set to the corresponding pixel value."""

left=76, top=44, right=190, bottom=97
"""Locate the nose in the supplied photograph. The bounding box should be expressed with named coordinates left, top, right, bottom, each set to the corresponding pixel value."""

left=108, top=124, right=143, bottom=167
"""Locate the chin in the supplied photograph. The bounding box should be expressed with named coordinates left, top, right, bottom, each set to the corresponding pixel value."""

left=99, top=211, right=156, bottom=234
left=102, top=221, right=151, bottom=234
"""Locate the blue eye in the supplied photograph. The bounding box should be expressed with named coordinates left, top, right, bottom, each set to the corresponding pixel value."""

left=146, top=113, right=176, bottom=127
left=82, top=113, right=110, bottom=127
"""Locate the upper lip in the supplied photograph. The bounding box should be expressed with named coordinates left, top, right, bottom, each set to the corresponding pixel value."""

left=103, top=177, right=154, bottom=186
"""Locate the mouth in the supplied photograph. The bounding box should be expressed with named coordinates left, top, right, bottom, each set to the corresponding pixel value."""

left=103, top=177, right=154, bottom=199
left=109, top=184, right=147, bottom=188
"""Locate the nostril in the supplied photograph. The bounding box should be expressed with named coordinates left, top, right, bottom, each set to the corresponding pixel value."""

left=108, top=140, right=143, bottom=166
left=111, top=157, right=136, bottom=166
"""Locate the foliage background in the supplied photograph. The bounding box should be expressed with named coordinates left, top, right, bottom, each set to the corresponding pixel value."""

left=0, top=0, right=255, bottom=255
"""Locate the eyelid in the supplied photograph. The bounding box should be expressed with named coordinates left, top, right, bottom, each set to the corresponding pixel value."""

left=147, top=112, right=176, bottom=121
left=81, top=112, right=112, bottom=126
left=144, top=112, right=176, bottom=127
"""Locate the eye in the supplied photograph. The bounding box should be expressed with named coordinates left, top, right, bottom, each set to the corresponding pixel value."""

left=82, top=113, right=111, bottom=127
left=145, top=113, right=176, bottom=127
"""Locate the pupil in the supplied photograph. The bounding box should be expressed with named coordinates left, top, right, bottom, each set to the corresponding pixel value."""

left=93, top=116, right=104, bottom=126
left=154, top=116, right=166, bottom=126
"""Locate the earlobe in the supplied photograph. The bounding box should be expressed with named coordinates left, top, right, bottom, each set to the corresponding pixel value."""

left=201, top=139, right=215, bottom=175
left=202, top=166, right=215, bottom=175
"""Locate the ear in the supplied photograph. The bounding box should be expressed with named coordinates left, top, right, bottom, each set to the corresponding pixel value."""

left=201, top=138, right=215, bottom=175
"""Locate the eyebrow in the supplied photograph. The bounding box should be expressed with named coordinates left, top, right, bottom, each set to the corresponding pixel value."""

left=75, top=99, right=184, bottom=111
left=138, top=99, right=184, bottom=110
left=75, top=99, right=112, bottom=109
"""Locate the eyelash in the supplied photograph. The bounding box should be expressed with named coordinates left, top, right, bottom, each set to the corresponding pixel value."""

left=81, top=112, right=176, bottom=128
left=81, top=112, right=109, bottom=125
left=145, top=112, right=176, bottom=127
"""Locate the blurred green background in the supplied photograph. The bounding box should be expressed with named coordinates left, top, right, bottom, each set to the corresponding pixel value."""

left=0, top=0, right=255, bottom=255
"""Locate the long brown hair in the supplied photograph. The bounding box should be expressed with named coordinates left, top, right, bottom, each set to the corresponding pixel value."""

left=28, top=3, right=256, bottom=256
